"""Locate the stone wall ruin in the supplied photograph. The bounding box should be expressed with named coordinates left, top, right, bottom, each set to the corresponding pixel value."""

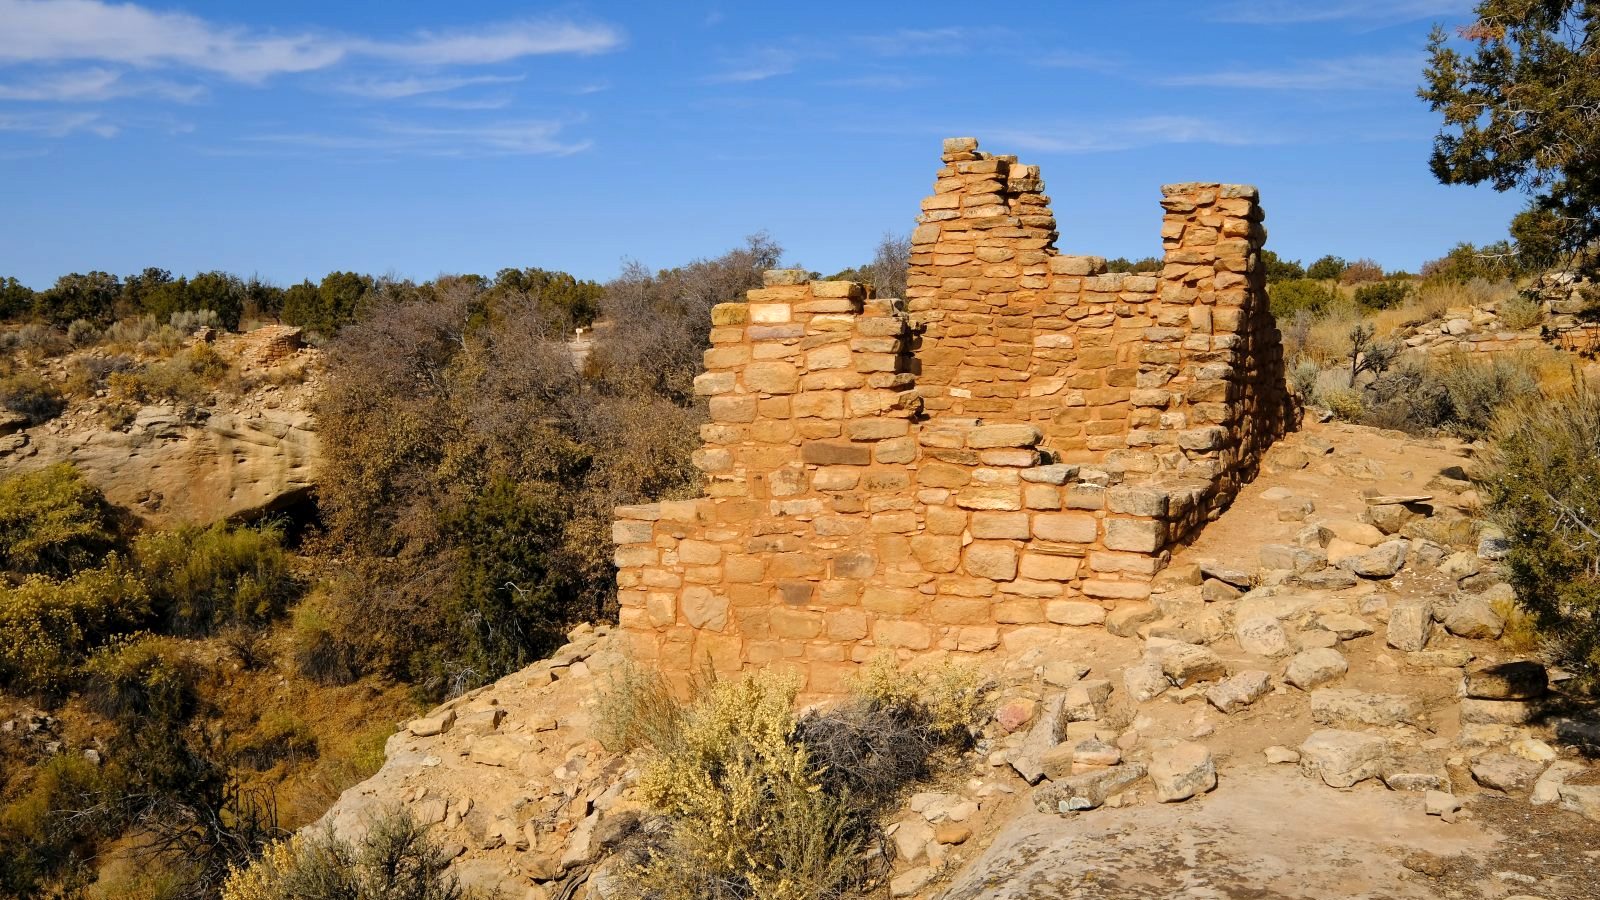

left=613, top=137, right=1296, bottom=694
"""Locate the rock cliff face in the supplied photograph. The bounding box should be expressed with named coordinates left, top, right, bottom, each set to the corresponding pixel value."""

left=0, top=326, right=322, bottom=526
left=15, top=405, right=318, bottom=524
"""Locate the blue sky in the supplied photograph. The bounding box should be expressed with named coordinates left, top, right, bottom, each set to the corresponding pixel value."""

left=0, top=0, right=1518, bottom=289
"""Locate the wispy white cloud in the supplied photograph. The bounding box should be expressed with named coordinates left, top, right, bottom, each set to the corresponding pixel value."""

left=703, top=26, right=1008, bottom=84
left=0, top=108, right=117, bottom=136
left=0, top=66, right=203, bottom=101
left=852, top=27, right=988, bottom=57
left=354, top=22, right=620, bottom=67
left=1214, top=0, right=1471, bottom=25
left=703, top=47, right=802, bottom=84
left=244, top=118, right=590, bottom=157
left=1033, top=52, right=1122, bottom=72
left=334, top=73, right=523, bottom=100
left=1158, top=52, right=1424, bottom=90
left=416, top=95, right=514, bottom=111
left=989, top=116, right=1278, bottom=154
left=824, top=73, right=928, bottom=91
left=0, top=0, right=622, bottom=82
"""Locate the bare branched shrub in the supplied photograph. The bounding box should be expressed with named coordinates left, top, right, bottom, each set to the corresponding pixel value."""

left=1339, top=258, right=1385, bottom=285
left=866, top=232, right=910, bottom=299
left=591, top=233, right=780, bottom=404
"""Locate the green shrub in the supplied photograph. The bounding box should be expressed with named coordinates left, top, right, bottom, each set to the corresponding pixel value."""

left=1268, top=278, right=1340, bottom=318
left=0, top=370, right=65, bottom=423
left=1433, top=353, right=1544, bottom=438
left=1353, top=279, right=1412, bottom=310
left=133, top=521, right=296, bottom=635
left=1478, top=381, right=1600, bottom=687
left=0, top=464, right=121, bottom=576
left=1498, top=294, right=1546, bottom=330
left=1261, top=249, right=1304, bottom=282
left=287, top=594, right=357, bottom=686
left=62, top=353, right=135, bottom=399
left=0, top=562, right=151, bottom=696
left=1305, top=255, right=1347, bottom=280
left=1105, top=256, right=1162, bottom=273
left=221, top=809, right=468, bottom=900
left=445, top=477, right=574, bottom=685
left=65, top=319, right=101, bottom=346
left=0, top=752, right=118, bottom=897
left=620, top=671, right=868, bottom=900
left=81, top=634, right=196, bottom=724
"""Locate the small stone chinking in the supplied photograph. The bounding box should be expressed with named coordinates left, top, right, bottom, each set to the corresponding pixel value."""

left=612, top=137, right=1296, bottom=698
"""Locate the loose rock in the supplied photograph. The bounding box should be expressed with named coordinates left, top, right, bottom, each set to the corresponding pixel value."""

left=1286, top=648, right=1348, bottom=691
left=1149, top=742, right=1217, bottom=802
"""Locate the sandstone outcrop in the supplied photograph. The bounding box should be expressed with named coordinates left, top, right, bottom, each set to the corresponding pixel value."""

left=0, top=325, right=320, bottom=525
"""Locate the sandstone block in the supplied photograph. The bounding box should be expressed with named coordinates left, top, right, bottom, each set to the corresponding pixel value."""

left=1046, top=601, right=1105, bottom=625
left=964, top=542, right=1019, bottom=580
left=1033, top=512, right=1098, bottom=543
left=967, top=424, right=1042, bottom=449
left=801, top=441, right=871, bottom=465
left=1150, top=742, right=1216, bottom=802
left=1286, top=648, right=1348, bottom=691
left=971, top=511, right=1030, bottom=539
left=1298, top=729, right=1389, bottom=788
left=1386, top=599, right=1433, bottom=652
left=1105, top=518, right=1166, bottom=553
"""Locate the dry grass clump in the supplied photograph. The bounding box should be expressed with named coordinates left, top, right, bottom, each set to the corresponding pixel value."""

left=221, top=808, right=471, bottom=900
left=596, top=659, right=694, bottom=753
left=604, top=660, right=987, bottom=900
left=0, top=369, right=65, bottom=423
left=107, top=341, right=240, bottom=406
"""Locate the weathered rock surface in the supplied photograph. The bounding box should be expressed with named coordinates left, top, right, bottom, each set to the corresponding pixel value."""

left=1299, top=729, right=1389, bottom=788
left=1441, top=595, right=1505, bottom=639
left=1206, top=670, right=1272, bottom=714
left=1034, top=763, right=1147, bottom=813
left=1310, top=689, right=1426, bottom=729
left=945, top=771, right=1490, bottom=900
left=1150, top=742, right=1216, bottom=802
left=1286, top=648, right=1348, bottom=691
left=4, top=404, right=319, bottom=525
left=1235, top=616, right=1291, bottom=658
left=1386, top=599, right=1434, bottom=652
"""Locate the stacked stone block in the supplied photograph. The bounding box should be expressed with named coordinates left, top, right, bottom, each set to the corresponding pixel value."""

left=615, top=138, right=1294, bottom=695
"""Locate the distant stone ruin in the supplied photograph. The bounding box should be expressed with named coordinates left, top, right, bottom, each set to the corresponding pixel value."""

left=613, top=137, right=1296, bottom=694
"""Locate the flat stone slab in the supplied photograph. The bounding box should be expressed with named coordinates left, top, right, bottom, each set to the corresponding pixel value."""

left=944, top=770, right=1494, bottom=900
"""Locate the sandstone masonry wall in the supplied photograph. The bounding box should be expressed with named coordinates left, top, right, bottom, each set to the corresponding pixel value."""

left=614, top=138, right=1295, bottom=695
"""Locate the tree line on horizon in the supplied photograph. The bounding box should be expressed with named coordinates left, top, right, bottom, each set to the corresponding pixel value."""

left=0, top=266, right=606, bottom=338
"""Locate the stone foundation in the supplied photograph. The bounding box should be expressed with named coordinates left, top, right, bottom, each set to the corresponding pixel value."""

left=614, top=137, right=1296, bottom=694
